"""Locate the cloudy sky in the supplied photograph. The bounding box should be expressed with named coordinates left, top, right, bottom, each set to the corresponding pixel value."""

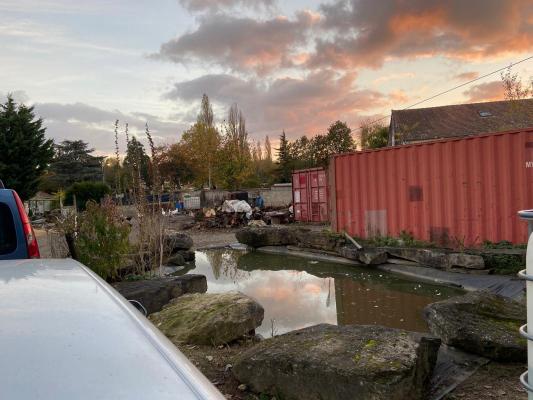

left=2, top=0, right=532, bottom=154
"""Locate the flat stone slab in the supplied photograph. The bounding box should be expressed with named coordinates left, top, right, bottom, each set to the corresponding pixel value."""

left=113, top=274, right=207, bottom=314
left=377, top=264, right=525, bottom=300
left=423, top=291, right=526, bottom=362
left=233, top=324, right=441, bottom=400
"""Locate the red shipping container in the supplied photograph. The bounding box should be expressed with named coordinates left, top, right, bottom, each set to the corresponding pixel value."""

left=292, top=167, right=329, bottom=222
left=330, top=129, right=533, bottom=246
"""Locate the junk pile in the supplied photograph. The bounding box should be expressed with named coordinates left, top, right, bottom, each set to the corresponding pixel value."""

left=189, top=200, right=292, bottom=229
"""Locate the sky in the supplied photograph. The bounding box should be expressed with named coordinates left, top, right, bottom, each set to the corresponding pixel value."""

left=1, top=0, right=532, bottom=155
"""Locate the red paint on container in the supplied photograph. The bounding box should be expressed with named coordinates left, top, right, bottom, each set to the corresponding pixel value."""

left=330, top=129, right=533, bottom=246
left=292, top=167, right=329, bottom=222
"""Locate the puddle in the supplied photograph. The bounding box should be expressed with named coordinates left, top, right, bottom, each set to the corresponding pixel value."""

left=179, top=248, right=463, bottom=337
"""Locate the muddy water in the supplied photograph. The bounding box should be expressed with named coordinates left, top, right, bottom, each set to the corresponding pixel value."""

left=184, top=249, right=463, bottom=337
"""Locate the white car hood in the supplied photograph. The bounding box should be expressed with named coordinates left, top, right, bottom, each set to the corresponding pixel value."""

left=0, top=259, right=223, bottom=400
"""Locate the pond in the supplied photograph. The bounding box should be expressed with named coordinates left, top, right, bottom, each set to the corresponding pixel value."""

left=178, top=248, right=463, bottom=338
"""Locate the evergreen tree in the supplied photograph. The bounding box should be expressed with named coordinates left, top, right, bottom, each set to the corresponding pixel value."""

left=123, top=136, right=151, bottom=187
left=46, top=140, right=104, bottom=190
left=276, top=130, right=292, bottom=183
left=0, top=95, right=54, bottom=200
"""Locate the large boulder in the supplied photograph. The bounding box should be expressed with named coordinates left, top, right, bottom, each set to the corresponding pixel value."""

left=176, top=249, right=196, bottom=262
left=149, top=291, right=264, bottom=345
left=423, top=291, right=526, bottom=361
left=164, top=249, right=195, bottom=266
left=113, top=274, right=207, bottom=314
left=233, top=324, right=440, bottom=400
left=236, top=226, right=297, bottom=248
left=165, top=253, right=185, bottom=266
left=164, top=230, right=193, bottom=252
left=294, top=229, right=346, bottom=253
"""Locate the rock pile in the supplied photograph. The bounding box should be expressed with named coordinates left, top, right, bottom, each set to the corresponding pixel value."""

left=235, top=226, right=490, bottom=273
left=164, top=230, right=195, bottom=266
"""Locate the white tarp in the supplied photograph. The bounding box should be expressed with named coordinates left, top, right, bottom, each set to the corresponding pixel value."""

left=221, top=200, right=252, bottom=217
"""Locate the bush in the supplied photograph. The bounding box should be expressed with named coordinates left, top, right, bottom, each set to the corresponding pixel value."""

left=75, top=200, right=130, bottom=281
left=65, top=181, right=111, bottom=211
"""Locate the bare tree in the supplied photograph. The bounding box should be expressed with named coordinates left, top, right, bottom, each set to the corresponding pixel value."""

left=501, top=65, right=532, bottom=101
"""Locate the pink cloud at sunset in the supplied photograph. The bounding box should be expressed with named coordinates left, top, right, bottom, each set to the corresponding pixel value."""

left=1, top=0, right=531, bottom=152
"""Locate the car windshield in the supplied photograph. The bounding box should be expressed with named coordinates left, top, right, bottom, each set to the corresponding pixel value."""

left=0, top=202, right=17, bottom=255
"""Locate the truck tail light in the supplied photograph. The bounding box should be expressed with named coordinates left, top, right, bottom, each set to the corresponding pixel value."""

left=12, top=191, right=40, bottom=259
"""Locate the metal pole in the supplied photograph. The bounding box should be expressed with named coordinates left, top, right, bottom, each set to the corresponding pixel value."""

left=518, top=210, right=533, bottom=399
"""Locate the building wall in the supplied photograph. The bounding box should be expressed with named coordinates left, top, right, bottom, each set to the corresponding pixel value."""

left=261, top=184, right=292, bottom=208
left=330, top=129, right=533, bottom=246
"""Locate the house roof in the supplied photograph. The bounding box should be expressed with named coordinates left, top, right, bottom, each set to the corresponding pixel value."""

left=390, top=98, right=533, bottom=144
left=30, top=191, right=55, bottom=201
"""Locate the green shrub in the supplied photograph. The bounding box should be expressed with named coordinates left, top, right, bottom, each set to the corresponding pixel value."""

left=65, top=181, right=111, bottom=211
left=482, top=240, right=527, bottom=249
left=482, top=253, right=524, bottom=275
left=75, top=200, right=130, bottom=281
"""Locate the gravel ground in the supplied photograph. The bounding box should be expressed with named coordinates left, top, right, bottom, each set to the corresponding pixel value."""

left=178, top=340, right=261, bottom=400
left=187, top=228, right=239, bottom=249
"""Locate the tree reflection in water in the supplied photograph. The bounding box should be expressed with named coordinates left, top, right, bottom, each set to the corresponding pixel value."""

left=193, top=249, right=464, bottom=335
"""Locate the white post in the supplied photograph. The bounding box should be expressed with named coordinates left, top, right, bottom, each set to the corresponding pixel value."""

left=518, top=210, right=533, bottom=399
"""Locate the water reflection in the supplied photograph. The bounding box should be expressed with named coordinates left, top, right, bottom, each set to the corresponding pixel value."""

left=187, top=249, right=462, bottom=337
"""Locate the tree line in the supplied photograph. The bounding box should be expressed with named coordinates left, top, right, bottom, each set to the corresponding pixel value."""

left=0, top=93, right=386, bottom=200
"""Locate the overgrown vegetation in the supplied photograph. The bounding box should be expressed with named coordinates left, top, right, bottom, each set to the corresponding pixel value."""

left=482, top=240, right=527, bottom=250
left=65, top=181, right=111, bottom=211
left=479, top=240, right=526, bottom=275
left=75, top=200, right=130, bottom=281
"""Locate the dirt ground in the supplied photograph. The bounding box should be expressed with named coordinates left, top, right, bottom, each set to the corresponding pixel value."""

left=177, top=339, right=263, bottom=400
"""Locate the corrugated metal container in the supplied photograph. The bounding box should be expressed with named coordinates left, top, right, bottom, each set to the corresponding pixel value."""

left=330, top=129, right=533, bottom=246
left=292, top=167, right=329, bottom=222
left=183, top=196, right=201, bottom=210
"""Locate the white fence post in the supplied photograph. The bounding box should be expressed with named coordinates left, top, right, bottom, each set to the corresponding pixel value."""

left=518, top=210, right=533, bottom=399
